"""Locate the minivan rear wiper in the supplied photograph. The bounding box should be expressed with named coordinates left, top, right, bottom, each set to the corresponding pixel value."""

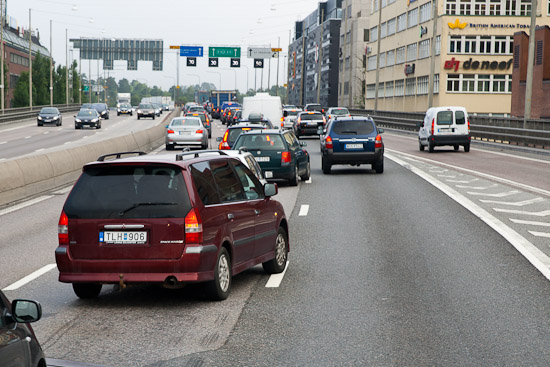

left=339, top=130, right=357, bottom=134
left=119, top=202, right=177, bottom=216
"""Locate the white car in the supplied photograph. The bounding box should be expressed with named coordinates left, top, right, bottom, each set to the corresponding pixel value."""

left=282, top=108, right=302, bottom=130
left=225, top=149, right=268, bottom=185
left=417, top=106, right=471, bottom=153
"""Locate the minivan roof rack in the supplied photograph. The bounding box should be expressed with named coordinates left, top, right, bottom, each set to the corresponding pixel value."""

left=175, top=150, right=228, bottom=161
left=97, top=151, right=146, bottom=161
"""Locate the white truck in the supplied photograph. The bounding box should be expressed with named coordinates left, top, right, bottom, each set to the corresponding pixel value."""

left=117, top=93, right=131, bottom=107
left=242, top=93, right=283, bottom=128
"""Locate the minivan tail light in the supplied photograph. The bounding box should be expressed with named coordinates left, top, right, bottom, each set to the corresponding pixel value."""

left=467, top=117, right=471, bottom=133
left=325, top=136, right=333, bottom=149
left=431, top=118, right=435, bottom=135
left=196, top=129, right=204, bottom=134
left=167, top=129, right=175, bottom=134
left=375, top=134, right=383, bottom=148
left=58, top=211, right=69, bottom=245
left=281, top=151, right=291, bottom=163
left=185, top=208, right=203, bottom=244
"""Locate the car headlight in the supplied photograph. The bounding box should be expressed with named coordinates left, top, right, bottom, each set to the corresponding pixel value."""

left=75, top=118, right=81, bottom=123
left=117, top=109, right=121, bottom=112
left=38, top=116, right=43, bottom=120
left=91, top=118, right=98, bottom=123
left=53, top=116, right=59, bottom=120
left=101, top=111, right=107, bottom=115
left=137, top=110, right=142, bottom=113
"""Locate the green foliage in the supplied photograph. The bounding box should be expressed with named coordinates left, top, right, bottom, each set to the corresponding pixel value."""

left=53, top=64, right=66, bottom=104
left=118, top=78, right=131, bottom=93
left=13, top=72, right=30, bottom=107
left=32, top=52, right=49, bottom=106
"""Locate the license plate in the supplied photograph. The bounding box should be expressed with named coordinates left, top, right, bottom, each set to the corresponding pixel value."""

left=265, top=171, right=273, bottom=178
left=255, top=156, right=270, bottom=162
left=307, top=122, right=318, bottom=126
left=100, top=231, right=147, bottom=244
left=438, top=128, right=452, bottom=134
left=179, top=131, right=192, bottom=135
left=345, top=144, right=363, bottom=149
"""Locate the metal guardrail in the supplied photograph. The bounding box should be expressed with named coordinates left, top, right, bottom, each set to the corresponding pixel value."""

left=0, top=103, right=82, bottom=125
left=349, top=109, right=550, bottom=149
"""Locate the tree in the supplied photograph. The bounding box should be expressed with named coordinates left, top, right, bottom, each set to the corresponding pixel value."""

left=13, top=72, right=30, bottom=107
left=32, top=52, right=49, bottom=106
left=118, top=78, right=131, bottom=93
left=53, top=64, right=66, bottom=105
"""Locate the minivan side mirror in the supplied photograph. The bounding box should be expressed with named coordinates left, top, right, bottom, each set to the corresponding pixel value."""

left=283, top=110, right=288, bottom=117
left=378, top=128, right=384, bottom=134
left=300, top=141, right=307, bottom=147
left=317, top=127, right=324, bottom=135
left=415, top=122, right=422, bottom=128
left=216, top=137, right=222, bottom=142
left=264, top=183, right=278, bottom=197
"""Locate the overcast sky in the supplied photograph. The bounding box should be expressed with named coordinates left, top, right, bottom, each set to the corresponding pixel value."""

left=9, top=0, right=321, bottom=93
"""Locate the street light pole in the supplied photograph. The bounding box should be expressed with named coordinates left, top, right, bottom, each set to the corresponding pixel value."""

left=29, top=8, right=32, bottom=109
left=0, top=0, right=3, bottom=113
left=50, top=20, right=53, bottom=106
left=66, top=28, right=69, bottom=106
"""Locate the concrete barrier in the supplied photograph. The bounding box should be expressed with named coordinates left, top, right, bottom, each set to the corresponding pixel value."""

left=0, top=108, right=181, bottom=207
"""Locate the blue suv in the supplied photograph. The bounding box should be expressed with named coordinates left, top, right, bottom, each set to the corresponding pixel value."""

left=319, top=116, right=384, bottom=174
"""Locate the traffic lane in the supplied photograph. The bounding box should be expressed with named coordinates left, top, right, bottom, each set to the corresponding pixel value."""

left=383, top=131, right=550, bottom=192
left=167, top=146, right=550, bottom=366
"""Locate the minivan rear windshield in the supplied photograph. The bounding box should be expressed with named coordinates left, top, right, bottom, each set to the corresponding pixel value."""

left=64, top=165, right=191, bottom=219
left=332, top=120, right=375, bottom=135
left=233, top=134, right=285, bottom=151
left=437, top=111, right=453, bottom=125
left=300, top=113, right=323, bottom=120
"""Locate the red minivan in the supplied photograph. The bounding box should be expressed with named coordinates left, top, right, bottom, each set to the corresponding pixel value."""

left=55, top=151, right=289, bottom=301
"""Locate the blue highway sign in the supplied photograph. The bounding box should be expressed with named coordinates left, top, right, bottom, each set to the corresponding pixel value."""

left=180, top=46, right=204, bottom=57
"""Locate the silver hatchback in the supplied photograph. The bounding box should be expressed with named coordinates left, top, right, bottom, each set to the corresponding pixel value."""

left=165, top=117, right=209, bottom=150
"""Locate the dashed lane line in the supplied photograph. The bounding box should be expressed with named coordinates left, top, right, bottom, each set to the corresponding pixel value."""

left=493, top=208, right=550, bottom=217
left=298, top=204, right=309, bottom=216
left=468, top=190, right=520, bottom=197
left=2, top=264, right=57, bottom=291
left=510, top=219, right=550, bottom=227
left=530, top=232, right=550, bottom=239
left=479, top=198, right=545, bottom=206
left=0, top=195, right=54, bottom=217
left=265, top=261, right=289, bottom=288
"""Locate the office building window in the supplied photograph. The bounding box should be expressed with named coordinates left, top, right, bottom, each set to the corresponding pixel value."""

left=464, top=36, right=477, bottom=53
left=396, top=46, right=406, bottom=64
left=385, top=81, right=394, bottom=97
left=366, top=83, right=376, bottom=98
left=381, top=22, right=387, bottom=39
left=408, top=8, right=419, bottom=28
left=462, top=74, right=475, bottom=92
left=387, top=18, right=396, bottom=36
left=10, top=53, right=30, bottom=67
left=436, top=35, right=441, bottom=55
left=406, top=43, right=417, bottom=62
left=379, top=52, right=386, bottom=68
left=397, top=13, right=407, bottom=32
left=450, top=36, right=462, bottom=53
left=370, top=26, right=378, bottom=42
left=493, top=75, right=506, bottom=92
left=417, top=76, right=429, bottom=95
left=459, top=0, right=472, bottom=14
left=367, top=55, right=377, bottom=71
left=446, top=0, right=457, bottom=13
left=344, top=81, right=350, bottom=95
left=395, top=79, right=404, bottom=96
left=374, top=0, right=379, bottom=12
left=479, top=36, right=491, bottom=53
left=434, top=74, right=439, bottom=93
left=478, top=74, right=490, bottom=92
left=419, top=39, right=430, bottom=59
left=346, top=56, right=351, bottom=70
left=446, top=73, right=511, bottom=93
left=387, top=49, right=395, bottom=66
left=405, top=78, right=416, bottom=96
left=447, top=74, right=460, bottom=92
left=420, top=2, right=432, bottom=22
left=475, top=0, right=487, bottom=14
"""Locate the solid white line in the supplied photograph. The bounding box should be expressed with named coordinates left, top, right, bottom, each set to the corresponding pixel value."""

left=510, top=218, right=550, bottom=227
left=493, top=208, right=550, bottom=217
left=0, top=141, right=7, bottom=145
left=265, top=261, right=289, bottom=288
left=35, top=149, right=45, bottom=152
left=305, top=178, right=312, bottom=183
left=24, top=136, right=32, bottom=139
left=298, top=204, right=309, bottom=216
left=468, top=190, right=520, bottom=197
left=0, top=195, right=53, bottom=217
left=53, top=186, right=73, bottom=195
left=2, top=264, right=57, bottom=291
left=530, top=231, right=550, bottom=239
left=456, top=184, right=498, bottom=190
left=479, top=197, right=544, bottom=206
left=445, top=178, right=479, bottom=183
left=386, top=152, right=550, bottom=282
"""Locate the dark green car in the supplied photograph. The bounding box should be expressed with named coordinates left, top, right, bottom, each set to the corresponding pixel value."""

left=232, top=129, right=310, bottom=186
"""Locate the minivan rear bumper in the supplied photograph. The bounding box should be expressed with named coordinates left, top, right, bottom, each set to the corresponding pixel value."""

left=430, top=134, right=470, bottom=146
left=325, top=149, right=383, bottom=164
left=55, top=245, right=218, bottom=284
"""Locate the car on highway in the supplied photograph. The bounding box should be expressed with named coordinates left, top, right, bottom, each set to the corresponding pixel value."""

left=165, top=116, right=209, bottom=150
left=91, top=103, right=110, bottom=120
left=226, top=107, right=241, bottom=126
left=243, top=112, right=274, bottom=128
left=80, top=103, right=92, bottom=110
left=74, top=109, right=102, bottom=129
left=117, top=103, right=133, bottom=116
left=55, top=150, right=289, bottom=301
left=37, top=107, right=62, bottom=126
left=294, top=111, right=326, bottom=137
left=185, top=112, right=212, bottom=138
left=216, top=123, right=267, bottom=150
left=232, top=129, right=310, bottom=186
left=281, top=108, right=302, bottom=130
left=152, top=103, right=162, bottom=117
left=417, top=106, right=471, bottom=153
left=188, top=105, right=206, bottom=114
left=232, top=110, right=243, bottom=125
left=319, top=116, right=384, bottom=174
left=162, top=104, right=170, bottom=111
left=325, top=107, right=350, bottom=122
left=224, top=149, right=268, bottom=185
left=137, top=103, right=156, bottom=120
left=304, top=103, right=325, bottom=114
left=0, top=290, right=45, bottom=367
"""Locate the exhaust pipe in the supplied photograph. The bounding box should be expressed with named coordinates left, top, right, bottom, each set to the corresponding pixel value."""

left=163, top=276, right=185, bottom=289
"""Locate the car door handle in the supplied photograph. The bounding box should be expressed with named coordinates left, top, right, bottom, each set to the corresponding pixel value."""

left=228, top=213, right=234, bottom=220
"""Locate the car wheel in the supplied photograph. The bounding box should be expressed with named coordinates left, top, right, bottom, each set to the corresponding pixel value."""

left=464, top=143, right=470, bottom=152
left=153, top=116, right=155, bottom=120
left=300, top=161, right=311, bottom=181
left=262, top=227, right=288, bottom=274
left=137, top=116, right=141, bottom=120
left=373, top=158, right=384, bottom=174
left=75, top=125, right=80, bottom=129
left=454, top=144, right=459, bottom=151
left=117, top=113, right=120, bottom=116
left=428, top=143, right=434, bottom=153
left=72, top=283, right=102, bottom=299
left=166, top=144, right=173, bottom=151
left=37, top=123, right=43, bottom=126
left=96, top=123, right=101, bottom=129
left=207, top=247, right=231, bottom=301
left=289, top=164, right=299, bottom=186
left=322, top=156, right=331, bottom=174
left=419, top=140, right=425, bottom=151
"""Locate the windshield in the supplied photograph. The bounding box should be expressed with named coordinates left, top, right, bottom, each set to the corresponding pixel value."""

left=300, top=113, right=323, bottom=120
left=331, top=108, right=349, bottom=115
left=77, top=110, right=97, bottom=117
left=170, top=118, right=201, bottom=126
left=139, top=104, right=152, bottom=109
left=233, top=134, right=285, bottom=151
left=332, top=120, right=375, bottom=135
left=40, top=108, right=58, bottom=114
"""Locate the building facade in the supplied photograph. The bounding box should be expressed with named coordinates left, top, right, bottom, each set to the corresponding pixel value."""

left=288, top=0, right=342, bottom=107
left=338, top=0, right=371, bottom=108
left=359, top=0, right=550, bottom=115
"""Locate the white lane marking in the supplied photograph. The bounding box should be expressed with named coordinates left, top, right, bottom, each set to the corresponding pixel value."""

left=0, top=195, right=53, bottom=217
left=24, top=136, right=32, bottom=139
left=387, top=149, right=550, bottom=197
left=438, top=175, right=457, bottom=178
left=387, top=152, right=550, bottom=281
left=510, top=219, right=550, bottom=227
left=298, top=204, right=309, bottom=216
left=35, top=149, right=45, bottom=152
left=265, top=261, right=289, bottom=288
left=43, top=131, right=50, bottom=135
left=2, top=264, right=57, bottom=291
left=445, top=178, right=479, bottom=183
left=53, top=186, right=73, bottom=195
left=456, top=184, right=498, bottom=190
left=479, top=197, right=545, bottom=206
left=493, top=208, right=550, bottom=217
left=0, top=141, right=6, bottom=145
left=468, top=190, right=520, bottom=197
left=531, top=232, right=550, bottom=239
left=305, top=178, right=312, bottom=184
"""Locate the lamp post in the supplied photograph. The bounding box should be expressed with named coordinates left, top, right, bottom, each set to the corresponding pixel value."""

left=29, top=8, right=32, bottom=109
left=0, top=0, right=4, bottom=113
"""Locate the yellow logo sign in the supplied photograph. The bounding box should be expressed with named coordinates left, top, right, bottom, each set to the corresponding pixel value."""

left=448, top=19, right=467, bottom=29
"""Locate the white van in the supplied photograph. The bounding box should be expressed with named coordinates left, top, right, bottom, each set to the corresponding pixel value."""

left=242, top=93, right=283, bottom=128
left=418, top=106, right=471, bottom=152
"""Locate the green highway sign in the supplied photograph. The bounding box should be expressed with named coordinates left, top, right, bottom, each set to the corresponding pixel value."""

left=209, top=47, right=241, bottom=58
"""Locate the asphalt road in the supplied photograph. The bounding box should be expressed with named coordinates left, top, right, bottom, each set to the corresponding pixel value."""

left=2, top=121, right=550, bottom=366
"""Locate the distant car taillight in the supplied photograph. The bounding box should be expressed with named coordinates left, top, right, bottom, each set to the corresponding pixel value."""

left=184, top=208, right=203, bottom=244
left=325, top=136, right=333, bottom=149
left=375, top=134, right=383, bottom=148
left=431, top=118, right=435, bottom=135
left=467, top=117, right=470, bottom=133
left=281, top=151, right=291, bottom=163
left=167, top=129, right=175, bottom=134
left=219, top=130, right=230, bottom=150
left=196, top=129, right=204, bottom=134
left=58, top=211, right=69, bottom=245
